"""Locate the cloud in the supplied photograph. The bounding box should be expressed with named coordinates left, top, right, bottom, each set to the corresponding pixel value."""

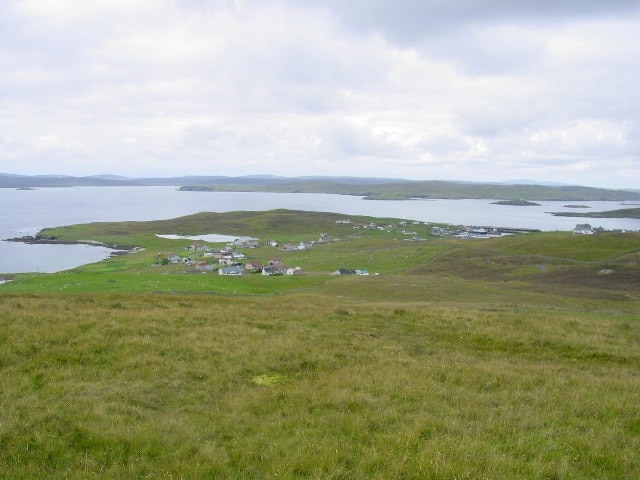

left=0, top=0, right=638, bottom=187
left=297, top=0, right=640, bottom=43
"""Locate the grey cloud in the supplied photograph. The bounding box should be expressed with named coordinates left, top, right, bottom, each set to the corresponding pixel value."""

left=295, top=0, right=640, bottom=78
left=297, top=0, right=640, bottom=44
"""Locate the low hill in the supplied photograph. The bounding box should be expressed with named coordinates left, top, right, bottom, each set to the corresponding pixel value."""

left=179, top=180, right=640, bottom=201
left=2, top=173, right=639, bottom=201
left=551, top=207, right=640, bottom=219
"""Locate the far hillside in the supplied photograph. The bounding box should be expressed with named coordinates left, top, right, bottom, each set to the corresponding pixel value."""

left=1, top=173, right=638, bottom=201
left=179, top=180, right=640, bottom=201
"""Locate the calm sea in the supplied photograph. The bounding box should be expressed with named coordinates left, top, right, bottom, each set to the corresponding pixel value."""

left=1, top=186, right=639, bottom=274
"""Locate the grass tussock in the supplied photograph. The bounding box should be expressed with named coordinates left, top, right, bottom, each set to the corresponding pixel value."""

left=1, top=293, right=639, bottom=478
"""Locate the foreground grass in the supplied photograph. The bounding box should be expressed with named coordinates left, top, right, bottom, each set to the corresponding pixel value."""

left=1, top=293, right=639, bottom=479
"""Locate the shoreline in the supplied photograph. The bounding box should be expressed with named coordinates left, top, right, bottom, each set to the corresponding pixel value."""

left=4, top=235, right=135, bottom=253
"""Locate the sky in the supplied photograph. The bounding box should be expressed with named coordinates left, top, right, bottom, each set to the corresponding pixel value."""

left=1, top=0, right=639, bottom=188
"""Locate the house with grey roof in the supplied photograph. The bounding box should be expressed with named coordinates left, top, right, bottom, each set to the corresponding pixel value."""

left=218, top=265, right=244, bottom=276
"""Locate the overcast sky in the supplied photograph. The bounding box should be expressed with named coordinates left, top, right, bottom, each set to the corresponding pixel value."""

left=1, top=0, right=639, bottom=187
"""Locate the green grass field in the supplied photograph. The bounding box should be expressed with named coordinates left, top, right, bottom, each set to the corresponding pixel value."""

left=1, top=210, right=639, bottom=478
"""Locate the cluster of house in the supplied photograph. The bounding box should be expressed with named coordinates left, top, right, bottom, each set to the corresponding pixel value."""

left=431, top=225, right=541, bottom=238
left=431, top=223, right=616, bottom=238
left=331, top=269, right=370, bottom=276
left=266, top=239, right=315, bottom=251
left=573, top=224, right=597, bottom=235
left=162, top=242, right=302, bottom=276
left=159, top=234, right=376, bottom=277
left=221, top=258, right=302, bottom=276
left=430, top=226, right=511, bottom=238
left=349, top=220, right=422, bottom=233
left=572, top=224, right=635, bottom=234
left=454, top=227, right=512, bottom=239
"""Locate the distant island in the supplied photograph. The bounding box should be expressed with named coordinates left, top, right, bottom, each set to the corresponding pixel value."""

left=491, top=200, right=541, bottom=206
left=551, top=208, right=640, bottom=219
left=176, top=179, right=640, bottom=201
left=2, top=172, right=640, bottom=201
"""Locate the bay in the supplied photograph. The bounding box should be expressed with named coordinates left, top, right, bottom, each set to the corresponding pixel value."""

left=1, top=186, right=639, bottom=274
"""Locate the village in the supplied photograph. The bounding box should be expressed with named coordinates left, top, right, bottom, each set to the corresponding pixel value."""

left=156, top=231, right=380, bottom=276
left=152, top=218, right=608, bottom=279
left=154, top=231, right=373, bottom=277
left=153, top=219, right=425, bottom=277
left=158, top=238, right=300, bottom=276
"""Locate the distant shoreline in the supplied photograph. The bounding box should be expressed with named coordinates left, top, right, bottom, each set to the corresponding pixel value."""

left=5, top=235, right=134, bottom=252
left=550, top=207, right=640, bottom=219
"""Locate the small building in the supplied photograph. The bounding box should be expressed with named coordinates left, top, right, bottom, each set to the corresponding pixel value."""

left=262, top=266, right=282, bottom=276
left=332, top=269, right=357, bottom=275
left=218, top=266, right=243, bottom=276
left=167, top=254, right=182, bottom=264
left=245, top=261, right=264, bottom=272
left=573, top=224, right=594, bottom=235
left=194, top=262, right=216, bottom=273
left=268, top=258, right=284, bottom=267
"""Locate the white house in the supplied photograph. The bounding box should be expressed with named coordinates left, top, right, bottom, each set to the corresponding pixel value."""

left=573, top=224, right=594, bottom=235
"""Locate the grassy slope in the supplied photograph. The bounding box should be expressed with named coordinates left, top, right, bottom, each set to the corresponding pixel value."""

left=1, top=295, right=638, bottom=479
left=1, top=210, right=640, bottom=478
left=35, top=210, right=402, bottom=247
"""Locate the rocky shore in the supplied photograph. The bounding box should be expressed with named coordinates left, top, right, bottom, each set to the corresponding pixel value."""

left=5, top=235, right=134, bottom=254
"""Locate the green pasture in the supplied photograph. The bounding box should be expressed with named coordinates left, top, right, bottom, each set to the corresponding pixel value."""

left=0, top=294, right=638, bottom=479
left=487, top=231, right=640, bottom=260
left=36, top=210, right=409, bottom=246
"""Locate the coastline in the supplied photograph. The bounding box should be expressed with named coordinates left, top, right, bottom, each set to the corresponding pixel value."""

left=4, top=235, right=134, bottom=253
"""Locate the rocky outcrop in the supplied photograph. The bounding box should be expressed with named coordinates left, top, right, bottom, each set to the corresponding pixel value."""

left=5, top=235, right=134, bottom=252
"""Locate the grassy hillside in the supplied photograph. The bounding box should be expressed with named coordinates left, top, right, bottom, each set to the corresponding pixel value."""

left=1, top=210, right=639, bottom=478
left=33, top=209, right=400, bottom=246
left=1, top=295, right=639, bottom=479
left=4, top=174, right=639, bottom=201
